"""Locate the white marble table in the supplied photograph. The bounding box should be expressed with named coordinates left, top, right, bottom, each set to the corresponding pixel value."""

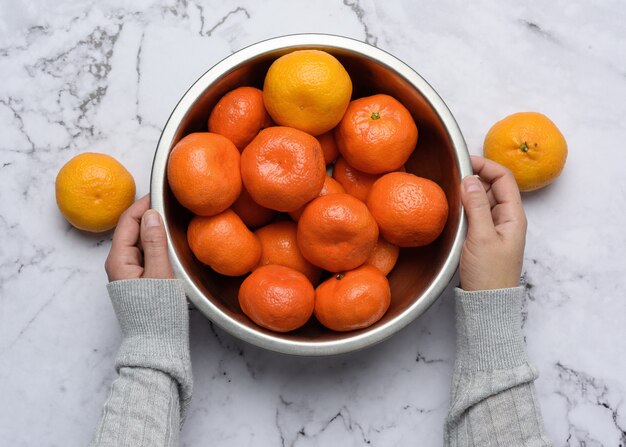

left=1, top=1, right=625, bottom=445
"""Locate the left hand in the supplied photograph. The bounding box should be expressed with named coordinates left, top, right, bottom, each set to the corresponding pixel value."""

left=459, top=156, right=527, bottom=291
left=105, top=195, right=174, bottom=281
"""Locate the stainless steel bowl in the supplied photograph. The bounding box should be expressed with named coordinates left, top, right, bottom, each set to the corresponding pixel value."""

left=151, top=34, right=471, bottom=356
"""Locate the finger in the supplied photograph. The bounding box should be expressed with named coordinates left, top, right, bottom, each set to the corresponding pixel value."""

left=111, top=195, right=150, bottom=251
left=471, top=156, right=521, bottom=205
left=126, top=246, right=144, bottom=267
left=478, top=177, right=497, bottom=209
left=493, top=203, right=527, bottom=236
left=140, top=209, right=174, bottom=279
left=461, top=175, right=496, bottom=240
left=106, top=195, right=149, bottom=279
left=105, top=247, right=144, bottom=281
left=471, top=156, right=525, bottom=226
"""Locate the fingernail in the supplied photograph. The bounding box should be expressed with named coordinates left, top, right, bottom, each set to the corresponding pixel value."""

left=463, top=176, right=482, bottom=193
left=143, top=210, right=161, bottom=228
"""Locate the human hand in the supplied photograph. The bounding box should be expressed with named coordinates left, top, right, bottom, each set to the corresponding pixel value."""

left=105, top=195, right=174, bottom=281
left=459, top=156, right=527, bottom=291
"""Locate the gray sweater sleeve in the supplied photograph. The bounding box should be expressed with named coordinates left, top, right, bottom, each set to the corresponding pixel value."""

left=444, top=287, right=552, bottom=446
left=90, top=279, right=192, bottom=447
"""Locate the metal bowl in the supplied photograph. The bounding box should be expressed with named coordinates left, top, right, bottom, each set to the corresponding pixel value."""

left=151, top=34, right=471, bottom=356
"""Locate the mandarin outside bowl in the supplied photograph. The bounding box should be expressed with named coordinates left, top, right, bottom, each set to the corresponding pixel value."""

left=151, top=34, right=472, bottom=356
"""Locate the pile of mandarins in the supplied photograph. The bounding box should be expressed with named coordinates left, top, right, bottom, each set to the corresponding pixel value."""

left=167, top=50, right=449, bottom=333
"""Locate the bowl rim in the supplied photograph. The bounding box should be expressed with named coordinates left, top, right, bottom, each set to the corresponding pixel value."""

left=151, top=33, right=471, bottom=356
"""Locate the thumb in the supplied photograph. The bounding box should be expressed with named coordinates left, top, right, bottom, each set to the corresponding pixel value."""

left=140, top=210, right=174, bottom=279
left=461, top=175, right=496, bottom=239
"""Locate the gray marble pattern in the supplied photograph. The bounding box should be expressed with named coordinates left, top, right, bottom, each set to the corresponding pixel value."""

left=1, top=0, right=625, bottom=445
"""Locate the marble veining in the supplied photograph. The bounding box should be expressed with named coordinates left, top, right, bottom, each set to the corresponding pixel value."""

left=1, top=1, right=625, bottom=445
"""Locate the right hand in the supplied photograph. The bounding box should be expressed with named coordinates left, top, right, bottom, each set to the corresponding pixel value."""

left=459, top=156, right=527, bottom=291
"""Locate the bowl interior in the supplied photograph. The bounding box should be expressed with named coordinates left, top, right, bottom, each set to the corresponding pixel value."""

left=162, top=45, right=462, bottom=345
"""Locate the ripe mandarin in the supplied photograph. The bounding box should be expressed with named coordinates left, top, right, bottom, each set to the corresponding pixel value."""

left=230, top=185, right=276, bottom=229
left=187, top=210, right=261, bottom=276
left=364, top=237, right=400, bottom=275
left=317, top=131, right=339, bottom=164
left=240, top=126, right=326, bottom=212
left=483, top=112, right=567, bottom=191
left=367, top=172, right=448, bottom=247
left=239, top=265, right=315, bottom=332
left=167, top=132, right=241, bottom=216
left=208, top=86, right=272, bottom=151
left=335, top=94, right=418, bottom=174
left=314, top=265, right=391, bottom=332
left=297, top=193, right=378, bottom=272
left=289, top=175, right=345, bottom=221
left=55, top=152, right=135, bottom=232
left=332, top=156, right=405, bottom=202
left=254, top=221, right=321, bottom=285
left=263, top=50, right=352, bottom=136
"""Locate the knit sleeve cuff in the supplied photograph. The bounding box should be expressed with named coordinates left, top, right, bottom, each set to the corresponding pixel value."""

left=454, top=286, right=529, bottom=371
left=107, top=278, right=192, bottom=416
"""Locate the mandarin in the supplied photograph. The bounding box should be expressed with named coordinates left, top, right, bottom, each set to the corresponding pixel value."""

left=289, top=175, right=345, bottom=221
left=167, top=133, right=241, bottom=216
left=240, top=126, right=326, bottom=212
left=365, top=237, right=400, bottom=275
left=314, top=265, right=391, bottom=332
left=317, top=131, right=339, bottom=164
left=297, top=193, right=378, bottom=272
left=254, top=221, right=321, bottom=285
left=483, top=112, right=567, bottom=191
left=230, top=185, right=276, bottom=229
left=367, top=172, right=448, bottom=247
left=332, top=156, right=405, bottom=202
left=187, top=210, right=261, bottom=276
left=335, top=94, right=418, bottom=174
left=208, top=86, right=273, bottom=151
left=239, top=264, right=315, bottom=332
left=263, top=50, right=352, bottom=136
left=55, top=152, right=135, bottom=232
